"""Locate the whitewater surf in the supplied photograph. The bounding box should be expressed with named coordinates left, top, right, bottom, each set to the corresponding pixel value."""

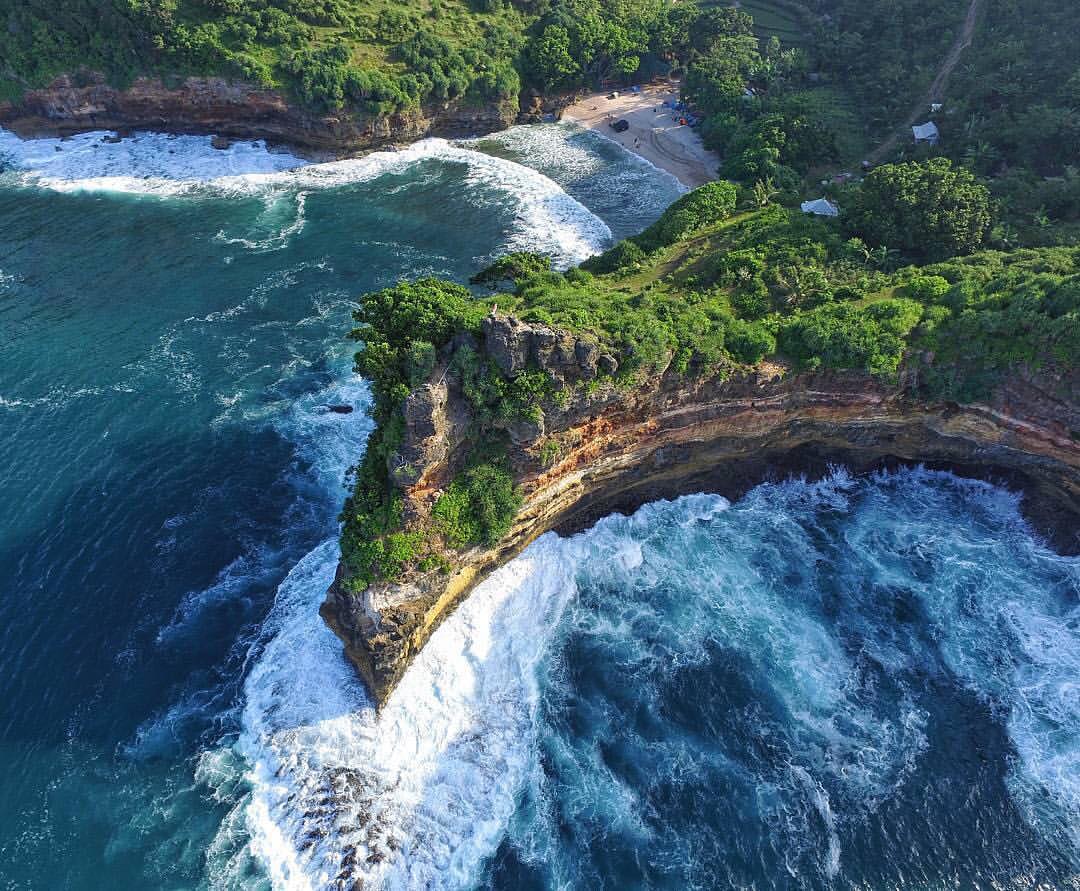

left=1, top=123, right=1076, bottom=890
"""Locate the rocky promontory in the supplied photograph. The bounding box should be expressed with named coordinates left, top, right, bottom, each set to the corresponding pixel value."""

left=321, top=312, right=1080, bottom=707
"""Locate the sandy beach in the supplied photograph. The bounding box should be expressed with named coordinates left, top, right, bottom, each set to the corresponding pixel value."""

left=561, top=83, right=718, bottom=189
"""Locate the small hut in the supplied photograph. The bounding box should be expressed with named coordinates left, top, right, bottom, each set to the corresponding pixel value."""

left=912, top=121, right=940, bottom=145
left=800, top=198, right=839, bottom=217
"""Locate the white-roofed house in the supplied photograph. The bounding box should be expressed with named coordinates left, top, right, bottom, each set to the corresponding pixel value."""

left=800, top=198, right=839, bottom=217
left=912, top=121, right=940, bottom=144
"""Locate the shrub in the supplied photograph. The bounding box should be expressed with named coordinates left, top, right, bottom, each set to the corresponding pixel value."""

left=639, top=181, right=739, bottom=248
left=433, top=463, right=522, bottom=547
left=843, top=159, right=994, bottom=261
left=471, top=251, right=553, bottom=285
left=726, top=318, right=777, bottom=364
left=581, top=239, right=647, bottom=274
left=779, top=299, right=924, bottom=376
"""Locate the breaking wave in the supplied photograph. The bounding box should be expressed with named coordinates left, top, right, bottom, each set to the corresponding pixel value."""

left=7, top=121, right=1074, bottom=889
left=0, top=129, right=305, bottom=192
left=469, top=122, right=685, bottom=241
left=212, top=466, right=1080, bottom=889
left=0, top=129, right=610, bottom=265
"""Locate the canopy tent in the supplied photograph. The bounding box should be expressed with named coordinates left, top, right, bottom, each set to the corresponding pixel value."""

left=800, top=198, right=839, bottom=217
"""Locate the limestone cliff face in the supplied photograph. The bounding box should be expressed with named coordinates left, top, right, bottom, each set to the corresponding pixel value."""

left=320, top=313, right=1080, bottom=707
left=0, top=73, right=519, bottom=153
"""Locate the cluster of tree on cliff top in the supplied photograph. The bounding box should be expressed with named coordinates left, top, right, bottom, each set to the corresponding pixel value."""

left=7, top=0, right=1078, bottom=241
left=0, top=0, right=692, bottom=110
left=336, top=170, right=1079, bottom=592
left=507, top=170, right=1077, bottom=393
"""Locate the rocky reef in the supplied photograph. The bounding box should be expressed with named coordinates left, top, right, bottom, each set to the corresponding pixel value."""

left=0, top=73, right=522, bottom=153
left=321, top=312, right=1080, bottom=707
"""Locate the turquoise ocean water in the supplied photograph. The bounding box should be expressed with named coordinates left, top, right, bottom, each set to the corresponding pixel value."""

left=0, top=123, right=1076, bottom=889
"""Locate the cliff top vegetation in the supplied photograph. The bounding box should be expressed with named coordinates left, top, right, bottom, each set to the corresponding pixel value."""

left=337, top=174, right=1080, bottom=593
left=5, top=0, right=1078, bottom=239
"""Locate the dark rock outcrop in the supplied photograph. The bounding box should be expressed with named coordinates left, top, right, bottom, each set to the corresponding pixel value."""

left=481, top=314, right=603, bottom=382
left=321, top=314, right=1080, bottom=708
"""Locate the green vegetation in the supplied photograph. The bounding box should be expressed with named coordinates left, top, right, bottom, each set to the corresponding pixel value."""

left=842, top=158, right=993, bottom=262
left=943, top=0, right=1080, bottom=231
left=512, top=189, right=1077, bottom=395
left=807, top=0, right=970, bottom=132
left=338, top=181, right=1077, bottom=593
left=0, top=0, right=696, bottom=117
left=522, top=0, right=667, bottom=90
left=2, top=0, right=534, bottom=114
left=338, top=278, right=487, bottom=591
left=432, top=463, right=521, bottom=547
left=805, top=0, right=1080, bottom=237
left=37, top=0, right=1065, bottom=591
left=470, top=251, right=553, bottom=286
left=0, top=0, right=843, bottom=201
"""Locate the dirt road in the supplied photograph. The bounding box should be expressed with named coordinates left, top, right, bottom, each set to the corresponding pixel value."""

left=864, top=0, right=983, bottom=165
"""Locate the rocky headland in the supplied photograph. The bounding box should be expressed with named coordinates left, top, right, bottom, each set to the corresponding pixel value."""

left=0, top=73, right=539, bottom=154
left=321, top=312, right=1080, bottom=707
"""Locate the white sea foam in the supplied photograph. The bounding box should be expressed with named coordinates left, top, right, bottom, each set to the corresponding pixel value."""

left=473, top=122, right=687, bottom=195
left=214, top=191, right=309, bottom=253
left=202, top=453, right=1080, bottom=889
left=0, top=385, right=109, bottom=411
left=846, top=467, right=1080, bottom=859
left=213, top=534, right=577, bottom=890
left=0, top=128, right=305, bottom=193
left=0, top=128, right=611, bottom=265
left=190, top=293, right=578, bottom=888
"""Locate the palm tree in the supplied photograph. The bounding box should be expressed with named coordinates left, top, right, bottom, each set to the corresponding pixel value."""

left=869, top=245, right=899, bottom=271
left=752, top=177, right=777, bottom=208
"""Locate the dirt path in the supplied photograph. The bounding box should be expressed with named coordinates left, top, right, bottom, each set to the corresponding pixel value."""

left=864, top=0, right=982, bottom=165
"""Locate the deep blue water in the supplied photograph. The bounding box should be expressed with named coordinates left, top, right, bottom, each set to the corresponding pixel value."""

left=0, top=124, right=1077, bottom=890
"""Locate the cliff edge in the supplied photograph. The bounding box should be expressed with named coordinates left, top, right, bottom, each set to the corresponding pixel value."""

left=0, top=73, right=523, bottom=153
left=321, top=312, right=1080, bottom=707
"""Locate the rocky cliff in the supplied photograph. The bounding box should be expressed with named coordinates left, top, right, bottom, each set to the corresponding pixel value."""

left=321, top=313, right=1080, bottom=707
left=0, top=73, right=522, bottom=153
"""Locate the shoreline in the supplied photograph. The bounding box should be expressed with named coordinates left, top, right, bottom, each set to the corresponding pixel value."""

left=561, top=84, right=718, bottom=189
left=1, top=76, right=717, bottom=192
left=0, top=74, right=519, bottom=159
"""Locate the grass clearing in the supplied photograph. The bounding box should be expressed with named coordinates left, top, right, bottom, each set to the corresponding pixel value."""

left=698, top=0, right=811, bottom=48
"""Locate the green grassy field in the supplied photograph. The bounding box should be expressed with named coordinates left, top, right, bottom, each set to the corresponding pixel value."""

left=737, top=0, right=809, bottom=46
left=697, top=0, right=810, bottom=48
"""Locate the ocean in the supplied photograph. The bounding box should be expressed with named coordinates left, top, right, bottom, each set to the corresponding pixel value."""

left=0, top=122, right=1076, bottom=890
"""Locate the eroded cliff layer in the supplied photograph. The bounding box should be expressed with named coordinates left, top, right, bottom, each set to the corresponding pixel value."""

left=321, top=314, right=1080, bottom=707
left=0, top=73, right=519, bottom=153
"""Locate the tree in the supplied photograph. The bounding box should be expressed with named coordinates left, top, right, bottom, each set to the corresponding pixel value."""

left=843, top=159, right=993, bottom=261
left=752, top=177, right=778, bottom=207
left=639, top=180, right=739, bottom=247
left=523, top=24, right=579, bottom=90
